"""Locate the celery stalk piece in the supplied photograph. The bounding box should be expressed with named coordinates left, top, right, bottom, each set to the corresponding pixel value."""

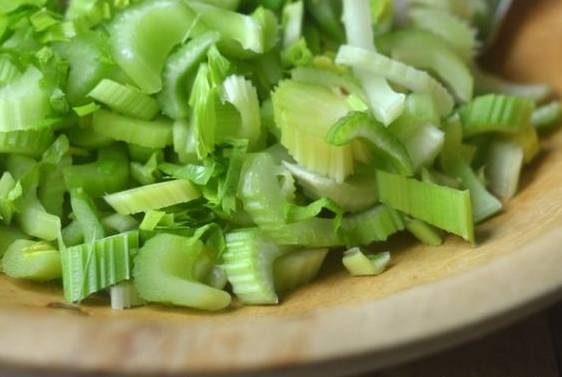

left=70, top=188, right=104, bottom=243
left=104, top=180, right=201, bottom=215
left=92, top=110, right=173, bottom=148
left=336, top=45, right=454, bottom=116
left=532, top=101, right=561, bottom=131
left=189, top=63, right=216, bottom=159
left=158, top=32, right=220, bottom=119
left=405, top=217, right=443, bottom=246
left=2, top=240, right=61, bottom=282
left=0, top=56, right=21, bottom=86
left=388, top=93, right=440, bottom=139
left=61, top=231, right=139, bottom=303
left=458, top=94, right=535, bottom=137
left=505, top=126, right=539, bottom=164
left=0, top=128, right=54, bottom=157
left=0, top=172, right=22, bottom=225
left=376, top=170, right=474, bottom=242
left=134, top=233, right=231, bottom=310
left=110, top=281, right=144, bottom=310
left=403, top=125, right=445, bottom=171
left=283, top=162, right=378, bottom=213
left=473, top=68, right=553, bottom=103
left=222, top=75, right=262, bottom=146
left=282, top=1, right=303, bottom=48
left=380, top=29, right=474, bottom=102
left=251, top=6, right=278, bottom=53
left=102, top=214, right=139, bottom=234
left=290, top=67, right=366, bottom=101
left=342, top=0, right=405, bottom=125
left=223, top=229, right=282, bottom=305
left=265, top=218, right=344, bottom=248
left=0, top=226, right=26, bottom=259
left=439, top=118, right=502, bottom=223
left=0, top=66, right=51, bottom=132
left=39, top=154, right=71, bottom=219
left=342, top=248, right=390, bottom=276
left=304, top=0, right=345, bottom=43
left=274, top=248, right=329, bottom=292
left=341, top=205, right=405, bottom=246
left=88, top=79, right=159, bottom=120
left=326, top=111, right=414, bottom=176
left=409, top=0, right=476, bottom=20
left=109, top=0, right=199, bottom=93
left=408, top=7, right=478, bottom=61
left=485, top=140, right=523, bottom=200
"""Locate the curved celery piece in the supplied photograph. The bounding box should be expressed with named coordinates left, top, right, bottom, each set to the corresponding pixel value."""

left=403, top=125, right=445, bottom=171
left=505, top=126, right=539, bottom=164
left=485, top=139, right=523, bottom=200
left=0, top=172, right=21, bottom=225
left=252, top=6, right=278, bottom=53
left=282, top=1, right=303, bottom=48
left=2, top=240, right=61, bottom=282
left=265, top=218, right=344, bottom=248
left=404, top=217, right=443, bottom=246
left=273, top=248, right=329, bottom=292
left=439, top=118, right=502, bottom=223
left=303, top=0, right=345, bottom=43
left=158, top=32, right=220, bottom=119
left=531, top=101, right=561, bottom=131
left=134, top=233, right=231, bottom=310
left=54, top=31, right=119, bottom=106
left=283, top=162, right=377, bottom=213
left=408, top=7, right=478, bottom=61
left=342, top=248, right=390, bottom=276
left=336, top=45, right=454, bottom=116
left=0, top=226, right=26, bottom=258
left=63, top=145, right=129, bottom=198
left=376, top=170, right=474, bottom=242
left=104, top=179, right=201, bottom=215
left=39, top=155, right=71, bottom=219
left=189, top=63, right=216, bottom=159
left=341, top=205, right=405, bottom=246
left=290, top=67, right=366, bottom=101
left=70, top=188, right=104, bottom=243
left=473, top=68, right=553, bottom=103
left=110, top=281, right=145, bottom=310
left=223, top=229, right=281, bottom=305
left=0, top=66, right=51, bottom=132
left=61, top=231, right=139, bottom=302
left=222, top=75, right=261, bottom=146
left=458, top=94, right=535, bottom=137
left=0, top=127, right=54, bottom=157
left=92, top=110, right=173, bottom=148
left=380, top=29, right=473, bottom=102
left=327, top=112, right=414, bottom=176
left=102, top=213, right=139, bottom=234
left=388, top=93, right=440, bottom=140
left=109, top=0, right=199, bottom=93
left=88, top=79, right=160, bottom=120
left=67, top=123, right=113, bottom=149
left=62, top=220, right=83, bottom=247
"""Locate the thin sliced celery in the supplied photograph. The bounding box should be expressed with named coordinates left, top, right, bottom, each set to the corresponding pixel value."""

left=0, top=172, right=21, bottom=225
left=134, top=233, right=231, bottom=310
left=62, top=220, right=83, bottom=247
left=282, top=1, right=303, bottom=48
left=109, top=0, right=199, bottom=93
left=222, top=75, right=262, bottom=146
left=274, top=248, right=328, bottom=292
left=61, top=231, right=139, bottom=302
left=92, top=110, right=172, bottom=148
left=0, top=226, right=26, bottom=259
left=104, top=180, right=201, bottom=215
left=290, top=67, right=366, bottom=101
left=376, top=170, right=474, bottom=242
left=531, top=101, right=561, bottom=131
left=485, top=139, right=523, bottom=200
left=110, top=281, right=144, bottom=310
left=2, top=240, right=61, bottom=282
left=223, top=229, right=281, bottom=304
left=70, top=188, right=104, bottom=243
left=505, top=126, right=540, bottom=164
left=304, top=0, right=345, bottom=43
left=459, top=94, right=535, bottom=137
left=102, top=213, right=139, bottom=234
left=158, top=32, right=220, bottom=119
left=88, top=79, right=159, bottom=120
left=189, top=63, right=216, bottom=159
left=0, top=128, right=54, bottom=157
left=403, top=125, right=445, bottom=171
left=473, top=68, right=553, bottom=103
left=265, top=218, right=344, bottom=248
left=336, top=45, right=454, bottom=116
left=405, top=217, right=443, bottom=246
left=342, top=248, right=390, bottom=276
left=341, top=205, right=405, bottom=246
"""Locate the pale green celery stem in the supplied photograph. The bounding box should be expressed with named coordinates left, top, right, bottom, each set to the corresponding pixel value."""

left=282, top=1, right=304, bottom=48
left=342, top=248, right=390, bottom=276
left=110, top=281, right=145, bottom=310
left=485, top=139, right=523, bottom=200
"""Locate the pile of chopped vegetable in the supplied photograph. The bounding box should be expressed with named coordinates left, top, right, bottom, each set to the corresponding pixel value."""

left=0, top=0, right=559, bottom=311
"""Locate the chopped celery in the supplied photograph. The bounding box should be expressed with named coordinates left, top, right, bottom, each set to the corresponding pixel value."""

left=281, top=1, right=303, bottom=49
left=0, top=128, right=54, bottom=157
left=342, top=248, right=390, bottom=276
left=473, top=68, right=553, bottom=103
left=485, top=139, right=523, bottom=200
left=265, top=218, right=343, bottom=248
left=2, top=240, right=61, bottom=282
left=222, top=75, right=262, bottom=146
left=274, top=248, right=329, bottom=292
left=134, top=233, right=231, bottom=310
left=110, top=281, right=144, bottom=310
left=341, top=205, right=405, bottom=246
left=531, top=101, right=561, bottom=131
left=405, top=217, right=443, bottom=246
left=102, top=213, right=139, bottom=234
left=0, top=226, right=26, bottom=259
left=69, top=188, right=104, bottom=243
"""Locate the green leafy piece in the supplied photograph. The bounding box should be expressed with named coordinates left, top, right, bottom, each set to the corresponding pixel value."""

left=531, top=101, right=561, bottom=130
left=223, top=228, right=281, bottom=304
left=376, top=170, right=474, bottom=242
left=273, top=248, right=328, bottom=292
left=342, top=248, right=390, bottom=276
left=2, top=240, right=61, bottom=282
left=61, top=231, right=139, bottom=302
left=341, top=204, right=404, bottom=246
left=134, top=232, right=231, bottom=310
left=404, top=217, right=443, bottom=246
left=104, top=179, right=201, bottom=215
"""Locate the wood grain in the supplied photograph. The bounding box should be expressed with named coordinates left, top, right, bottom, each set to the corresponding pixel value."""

left=0, top=0, right=561, bottom=376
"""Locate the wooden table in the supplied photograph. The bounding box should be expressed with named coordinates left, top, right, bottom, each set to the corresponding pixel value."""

left=367, top=301, right=562, bottom=377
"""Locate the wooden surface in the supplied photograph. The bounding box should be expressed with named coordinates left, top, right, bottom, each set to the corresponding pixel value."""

left=0, top=0, right=561, bottom=376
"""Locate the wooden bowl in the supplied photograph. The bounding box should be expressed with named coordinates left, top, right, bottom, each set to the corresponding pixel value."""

left=1, top=1, right=562, bottom=376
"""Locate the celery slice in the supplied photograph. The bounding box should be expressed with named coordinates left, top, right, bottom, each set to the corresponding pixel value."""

left=134, top=233, right=231, bottom=310
left=532, top=101, right=561, bottom=131
left=342, top=248, right=390, bottom=276
left=92, top=110, right=173, bottom=148
left=0, top=172, right=21, bottom=225
left=110, top=281, right=144, bottom=310
left=505, top=126, right=540, bottom=164
left=336, top=45, right=454, bottom=116
left=473, top=68, right=553, bottom=103
left=102, top=213, right=139, bottom=234
left=0, top=226, right=26, bottom=259
left=459, top=94, right=535, bottom=137
left=282, top=1, right=303, bottom=48
left=189, top=63, right=216, bottom=159
left=274, top=248, right=328, bottom=292
left=62, top=220, right=83, bottom=247
left=70, top=188, right=104, bottom=243
left=341, top=205, right=405, bottom=246
left=109, top=0, right=199, bottom=93
left=377, top=170, right=474, bottom=242
left=104, top=179, right=201, bottom=215
left=485, top=139, right=523, bottom=200
left=223, top=229, right=281, bottom=304
left=0, top=127, right=54, bottom=157
left=404, top=217, right=443, bottom=246
left=222, top=75, right=262, bottom=146
left=61, top=231, right=139, bottom=302
left=265, top=218, right=344, bottom=248
left=2, top=240, right=61, bottom=282
left=88, top=79, right=159, bottom=120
